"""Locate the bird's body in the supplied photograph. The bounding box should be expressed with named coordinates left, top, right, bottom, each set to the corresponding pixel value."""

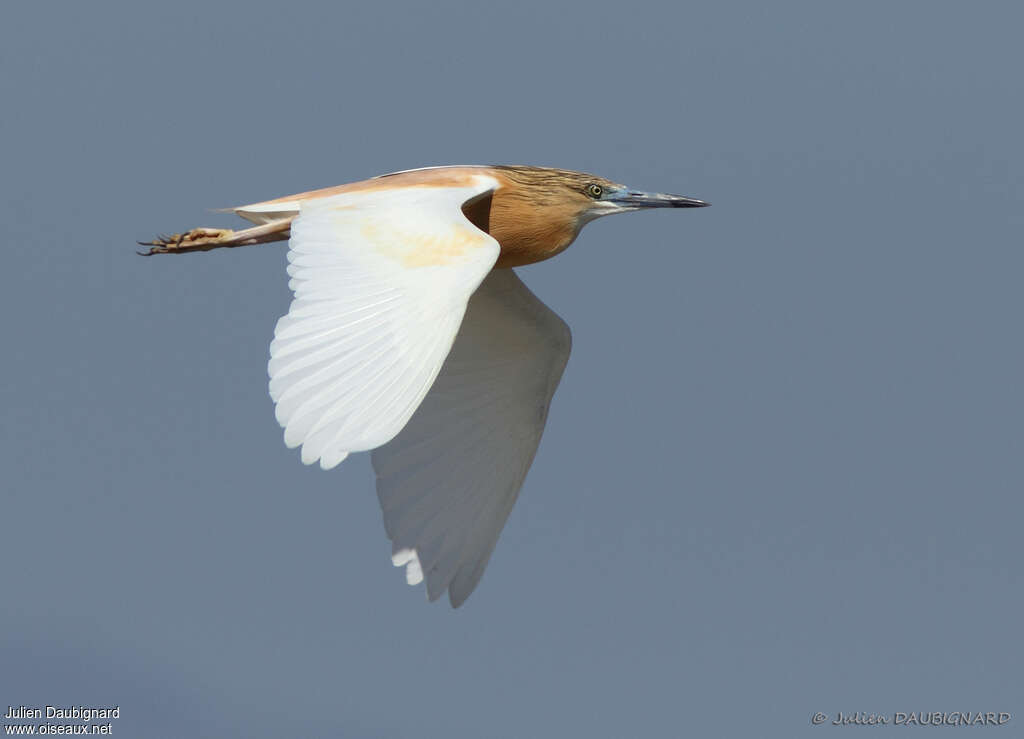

left=145, top=165, right=707, bottom=264
left=206, top=165, right=627, bottom=267
left=141, top=164, right=708, bottom=604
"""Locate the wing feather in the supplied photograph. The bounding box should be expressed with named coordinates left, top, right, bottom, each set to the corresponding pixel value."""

left=268, top=177, right=501, bottom=469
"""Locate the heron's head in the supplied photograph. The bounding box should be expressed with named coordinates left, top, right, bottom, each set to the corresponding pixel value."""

left=493, top=165, right=709, bottom=226
left=486, top=165, right=709, bottom=267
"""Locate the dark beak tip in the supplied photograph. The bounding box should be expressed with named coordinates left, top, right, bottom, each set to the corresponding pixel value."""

left=675, top=198, right=710, bottom=208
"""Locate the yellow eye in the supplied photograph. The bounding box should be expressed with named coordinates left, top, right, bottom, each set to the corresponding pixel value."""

left=586, top=184, right=603, bottom=198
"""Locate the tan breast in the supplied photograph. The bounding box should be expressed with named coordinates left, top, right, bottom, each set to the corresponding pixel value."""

left=486, top=170, right=584, bottom=268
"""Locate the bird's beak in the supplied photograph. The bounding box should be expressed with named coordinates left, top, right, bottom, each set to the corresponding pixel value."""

left=611, top=191, right=710, bottom=209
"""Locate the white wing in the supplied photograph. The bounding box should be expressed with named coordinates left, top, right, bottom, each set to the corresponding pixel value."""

left=268, top=176, right=501, bottom=470
left=371, top=270, right=572, bottom=607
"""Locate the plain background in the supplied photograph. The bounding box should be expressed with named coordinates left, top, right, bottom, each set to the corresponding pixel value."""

left=2, top=1, right=1021, bottom=736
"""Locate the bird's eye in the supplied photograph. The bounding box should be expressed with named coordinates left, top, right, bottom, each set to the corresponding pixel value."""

left=586, top=184, right=603, bottom=199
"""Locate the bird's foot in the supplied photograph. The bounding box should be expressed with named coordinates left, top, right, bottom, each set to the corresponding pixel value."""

left=137, top=227, right=235, bottom=256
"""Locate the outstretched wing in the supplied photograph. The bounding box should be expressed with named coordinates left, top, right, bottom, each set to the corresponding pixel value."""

left=268, top=176, right=501, bottom=470
left=372, top=270, right=572, bottom=607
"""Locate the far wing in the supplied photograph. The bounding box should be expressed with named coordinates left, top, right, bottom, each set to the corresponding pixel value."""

left=268, top=176, right=501, bottom=470
left=372, top=270, right=572, bottom=607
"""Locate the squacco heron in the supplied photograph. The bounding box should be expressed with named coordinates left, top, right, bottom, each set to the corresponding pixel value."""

left=141, top=165, right=709, bottom=470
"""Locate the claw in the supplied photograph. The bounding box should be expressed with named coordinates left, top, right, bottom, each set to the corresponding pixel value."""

left=135, top=235, right=171, bottom=256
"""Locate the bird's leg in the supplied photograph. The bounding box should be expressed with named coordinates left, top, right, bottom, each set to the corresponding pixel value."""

left=137, top=217, right=294, bottom=256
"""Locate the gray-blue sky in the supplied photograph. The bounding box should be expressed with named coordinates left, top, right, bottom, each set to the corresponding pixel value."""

left=1, top=1, right=1021, bottom=737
